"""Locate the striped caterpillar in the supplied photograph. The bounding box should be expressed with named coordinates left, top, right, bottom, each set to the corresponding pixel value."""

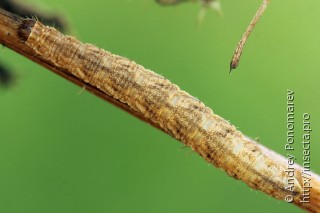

left=17, top=19, right=304, bottom=207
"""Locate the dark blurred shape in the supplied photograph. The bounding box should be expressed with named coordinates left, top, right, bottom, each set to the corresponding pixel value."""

left=155, top=0, right=189, bottom=6
left=0, top=0, right=68, bottom=89
left=0, top=0, right=68, bottom=32
left=0, top=63, right=15, bottom=88
left=155, top=0, right=222, bottom=16
left=155, top=0, right=218, bottom=6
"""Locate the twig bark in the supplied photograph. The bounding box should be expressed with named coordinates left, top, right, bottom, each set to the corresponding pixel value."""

left=0, top=8, right=319, bottom=212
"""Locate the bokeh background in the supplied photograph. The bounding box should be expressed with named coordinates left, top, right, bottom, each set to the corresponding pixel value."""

left=0, top=0, right=319, bottom=212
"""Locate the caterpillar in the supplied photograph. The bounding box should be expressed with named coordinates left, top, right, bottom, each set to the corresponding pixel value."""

left=17, top=19, right=303, bottom=207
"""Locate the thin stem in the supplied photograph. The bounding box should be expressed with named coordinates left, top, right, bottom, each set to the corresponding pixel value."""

left=230, top=0, right=270, bottom=72
left=0, top=8, right=319, bottom=212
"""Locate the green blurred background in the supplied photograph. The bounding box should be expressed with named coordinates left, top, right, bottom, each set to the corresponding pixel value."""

left=0, top=0, right=319, bottom=212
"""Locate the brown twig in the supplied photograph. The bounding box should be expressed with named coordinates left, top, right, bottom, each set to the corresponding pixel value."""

left=230, top=0, right=270, bottom=72
left=0, top=8, right=319, bottom=212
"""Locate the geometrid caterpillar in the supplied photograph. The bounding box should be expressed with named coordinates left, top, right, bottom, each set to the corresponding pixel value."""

left=17, top=18, right=313, bottom=211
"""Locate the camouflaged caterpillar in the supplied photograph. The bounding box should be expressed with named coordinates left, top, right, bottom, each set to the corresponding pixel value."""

left=18, top=19, right=302, bottom=203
